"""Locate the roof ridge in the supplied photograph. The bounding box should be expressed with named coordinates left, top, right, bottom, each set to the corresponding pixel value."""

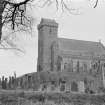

left=99, top=42, right=105, bottom=51
left=58, top=37, right=105, bottom=53
left=58, top=37, right=99, bottom=44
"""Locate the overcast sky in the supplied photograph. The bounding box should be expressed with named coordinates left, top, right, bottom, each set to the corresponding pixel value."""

left=0, top=0, right=105, bottom=77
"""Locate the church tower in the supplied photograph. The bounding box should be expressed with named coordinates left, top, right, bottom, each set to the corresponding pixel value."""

left=37, top=18, right=58, bottom=72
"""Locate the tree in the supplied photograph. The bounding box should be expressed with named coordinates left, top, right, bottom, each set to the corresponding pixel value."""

left=1, top=75, right=5, bottom=89
left=4, top=77, right=8, bottom=89
left=0, top=0, right=99, bottom=52
left=0, top=0, right=33, bottom=52
left=8, top=76, right=15, bottom=89
left=0, top=0, right=32, bottom=39
left=8, top=76, right=12, bottom=89
left=1, top=76, right=7, bottom=89
left=0, top=0, right=99, bottom=40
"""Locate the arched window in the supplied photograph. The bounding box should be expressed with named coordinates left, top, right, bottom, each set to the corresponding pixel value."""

left=77, top=61, right=80, bottom=72
left=103, top=63, right=105, bottom=68
left=71, top=60, right=73, bottom=72
left=67, top=59, right=73, bottom=72
left=38, top=65, right=42, bottom=72
left=64, top=63, right=67, bottom=70
left=73, top=60, right=77, bottom=72
left=83, top=63, right=87, bottom=72
left=60, top=83, right=66, bottom=92
left=57, top=56, right=62, bottom=71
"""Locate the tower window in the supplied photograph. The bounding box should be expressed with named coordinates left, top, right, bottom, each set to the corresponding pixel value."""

left=64, top=63, right=67, bottom=70
left=83, top=63, right=87, bottom=72
left=49, top=27, right=52, bottom=34
left=60, top=83, right=66, bottom=92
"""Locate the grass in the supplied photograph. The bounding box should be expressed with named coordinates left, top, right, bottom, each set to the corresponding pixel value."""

left=0, top=90, right=105, bottom=105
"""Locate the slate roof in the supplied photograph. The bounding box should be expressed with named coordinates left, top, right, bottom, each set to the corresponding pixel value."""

left=58, top=38, right=105, bottom=55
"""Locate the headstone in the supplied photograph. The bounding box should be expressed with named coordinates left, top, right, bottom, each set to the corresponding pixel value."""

left=78, top=81, right=85, bottom=93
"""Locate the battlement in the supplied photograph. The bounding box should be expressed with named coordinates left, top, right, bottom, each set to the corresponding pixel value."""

left=38, top=18, right=58, bottom=29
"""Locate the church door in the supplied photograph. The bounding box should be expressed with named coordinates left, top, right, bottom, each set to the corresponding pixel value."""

left=60, top=83, right=66, bottom=92
left=71, top=81, right=78, bottom=92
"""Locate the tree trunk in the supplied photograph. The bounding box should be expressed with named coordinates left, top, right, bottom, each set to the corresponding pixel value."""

left=0, top=0, right=4, bottom=40
left=0, top=15, right=2, bottom=40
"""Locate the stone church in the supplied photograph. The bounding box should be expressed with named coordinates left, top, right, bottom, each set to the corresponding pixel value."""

left=37, top=18, right=105, bottom=93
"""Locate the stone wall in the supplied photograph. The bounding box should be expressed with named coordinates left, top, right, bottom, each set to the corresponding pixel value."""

left=1, top=93, right=105, bottom=105
left=37, top=19, right=58, bottom=72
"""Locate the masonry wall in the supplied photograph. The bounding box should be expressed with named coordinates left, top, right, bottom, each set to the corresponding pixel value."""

left=37, top=19, right=58, bottom=72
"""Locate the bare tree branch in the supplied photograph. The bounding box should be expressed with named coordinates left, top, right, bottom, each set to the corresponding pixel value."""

left=0, top=0, right=100, bottom=53
left=94, top=0, right=99, bottom=8
left=1, top=0, right=100, bottom=38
